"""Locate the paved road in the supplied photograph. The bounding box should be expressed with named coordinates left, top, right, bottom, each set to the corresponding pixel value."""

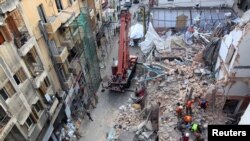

left=78, top=2, right=143, bottom=140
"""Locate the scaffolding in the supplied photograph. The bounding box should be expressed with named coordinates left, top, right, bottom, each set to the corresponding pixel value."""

left=69, top=5, right=102, bottom=97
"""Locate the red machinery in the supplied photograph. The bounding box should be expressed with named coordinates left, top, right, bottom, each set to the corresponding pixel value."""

left=106, top=9, right=137, bottom=92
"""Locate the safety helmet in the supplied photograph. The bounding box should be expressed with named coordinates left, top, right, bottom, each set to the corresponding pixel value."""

left=185, top=133, right=190, bottom=137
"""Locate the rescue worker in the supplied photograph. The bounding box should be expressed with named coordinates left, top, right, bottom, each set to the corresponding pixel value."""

left=191, top=122, right=200, bottom=133
left=199, top=98, right=208, bottom=112
left=176, top=103, right=183, bottom=119
left=183, top=114, right=192, bottom=125
left=182, top=133, right=189, bottom=141
left=186, top=99, right=194, bottom=115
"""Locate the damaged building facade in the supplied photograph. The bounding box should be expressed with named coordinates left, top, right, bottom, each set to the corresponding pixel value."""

left=0, top=0, right=101, bottom=141
left=214, top=16, right=250, bottom=117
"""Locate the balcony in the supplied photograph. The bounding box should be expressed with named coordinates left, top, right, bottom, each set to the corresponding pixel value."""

left=69, top=59, right=81, bottom=75
left=64, top=73, right=74, bottom=89
left=44, top=2, right=80, bottom=34
left=17, top=37, right=36, bottom=56
left=0, top=0, right=18, bottom=14
left=32, top=71, right=48, bottom=88
left=49, top=98, right=59, bottom=116
left=61, top=39, right=74, bottom=50
left=53, top=47, right=69, bottom=63
left=44, top=15, right=62, bottom=34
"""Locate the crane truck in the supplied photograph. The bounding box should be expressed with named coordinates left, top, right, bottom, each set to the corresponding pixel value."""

left=104, top=9, right=137, bottom=92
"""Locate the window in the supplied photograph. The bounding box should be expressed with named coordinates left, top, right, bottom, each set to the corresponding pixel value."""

left=13, top=68, right=27, bottom=85
left=37, top=4, right=47, bottom=23
left=25, top=114, right=35, bottom=128
left=69, top=0, right=76, bottom=5
left=44, top=77, right=50, bottom=87
left=0, top=81, right=16, bottom=100
left=0, top=89, right=8, bottom=100
left=39, top=82, right=48, bottom=95
left=55, top=0, right=63, bottom=12
left=34, top=100, right=43, bottom=113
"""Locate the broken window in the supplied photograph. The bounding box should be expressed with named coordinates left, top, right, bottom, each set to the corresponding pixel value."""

left=0, top=81, right=16, bottom=101
left=13, top=68, right=27, bottom=85
left=223, top=99, right=239, bottom=114
left=225, top=45, right=236, bottom=65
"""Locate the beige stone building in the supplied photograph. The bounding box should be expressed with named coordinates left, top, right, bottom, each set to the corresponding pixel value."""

left=0, top=0, right=101, bottom=140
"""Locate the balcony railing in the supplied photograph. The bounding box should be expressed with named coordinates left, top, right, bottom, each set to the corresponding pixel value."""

left=53, top=47, right=69, bottom=63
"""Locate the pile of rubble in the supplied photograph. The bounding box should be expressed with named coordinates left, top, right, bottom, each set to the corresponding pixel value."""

left=110, top=9, right=250, bottom=140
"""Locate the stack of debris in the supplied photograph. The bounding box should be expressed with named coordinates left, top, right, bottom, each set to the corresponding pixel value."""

left=113, top=9, right=244, bottom=140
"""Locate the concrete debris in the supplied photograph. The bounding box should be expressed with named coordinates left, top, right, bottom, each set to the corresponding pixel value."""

left=112, top=10, right=250, bottom=140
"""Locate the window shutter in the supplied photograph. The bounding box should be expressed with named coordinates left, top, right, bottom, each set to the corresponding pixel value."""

left=17, top=68, right=27, bottom=82
left=1, top=25, right=12, bottom=42
left=4, top=81, right=16, bottom=97
left=40, top=82, right=48, bottom=94
left=6, top=16, right=20, bottom=37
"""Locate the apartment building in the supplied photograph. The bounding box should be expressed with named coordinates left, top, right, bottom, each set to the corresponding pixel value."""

left=0, top=0, right=61, bottom=140
left=0, top=0, right=101, bottom=140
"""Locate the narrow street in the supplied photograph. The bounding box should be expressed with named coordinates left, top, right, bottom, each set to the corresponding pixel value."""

left=78, top=1, right=142, bottom=140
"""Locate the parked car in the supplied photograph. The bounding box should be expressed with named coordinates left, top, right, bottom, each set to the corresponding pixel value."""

left=133, top=0, right=139, bottom=3
left=124, top=0, right=132, bottom=8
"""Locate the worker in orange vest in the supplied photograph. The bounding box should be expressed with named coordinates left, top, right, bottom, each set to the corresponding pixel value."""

left=186, top=99, right=194, bottom=115
left=183, top=114, right=192, bottom=124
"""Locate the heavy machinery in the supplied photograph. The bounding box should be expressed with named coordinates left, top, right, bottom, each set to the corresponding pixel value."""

left=105, top=9, right=137, bottom=92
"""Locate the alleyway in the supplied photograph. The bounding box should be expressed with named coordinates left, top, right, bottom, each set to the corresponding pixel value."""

left=78, top=2, right=143, bottom=140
